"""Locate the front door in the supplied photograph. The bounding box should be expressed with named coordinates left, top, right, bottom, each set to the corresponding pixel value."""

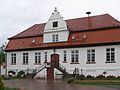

left=51, top=54, right=59, bottom=68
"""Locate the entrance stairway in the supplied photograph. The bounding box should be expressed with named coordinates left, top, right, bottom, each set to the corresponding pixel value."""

left=25, top=63, right=46, bottom=78
left=55, top=64, right=69, bottom=78
left=25, top=62, right=70, bottom=79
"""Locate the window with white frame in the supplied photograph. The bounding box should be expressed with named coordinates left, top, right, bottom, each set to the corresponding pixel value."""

left=23, top=53, right=28, bottom=64
left=106, top=48, right=115, bottom=63
left=35, top=52, right=41, bottom=64
left=53, top=21, right=58, bottom=27
left=11, top=53, right=16, bottom=64
left=71, top=50, right=79, bottom=63
left=52, top=34, right=58, bottom=42
left=63, top=51, right=67, bottom=63
left=87, top=49, right=95, bottom=63
left=45, top=52, right=47, bottom=62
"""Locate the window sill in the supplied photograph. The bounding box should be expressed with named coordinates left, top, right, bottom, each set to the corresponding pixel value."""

left=11, top=63, right=16, bottom=65
left=105, top=61, right=116, bottom=63
left=86, top=62, right=96, bottom=64
left=22, top=63, right=28, bottom=65
left=70, top=62, right=79, bottom=64
left=63, top=61, right=67, bottom=63
left=34, top=63, right=41, bottom=65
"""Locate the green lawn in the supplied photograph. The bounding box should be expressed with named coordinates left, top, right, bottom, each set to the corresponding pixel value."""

left=3, top=87, right=18, bottom=90
left=73, top=80, right=120, bottom=86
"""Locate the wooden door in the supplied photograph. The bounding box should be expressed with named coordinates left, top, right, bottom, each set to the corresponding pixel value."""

left=47, top=67, right=54, bottom=80
left=51, top=54, right=59, bottom=68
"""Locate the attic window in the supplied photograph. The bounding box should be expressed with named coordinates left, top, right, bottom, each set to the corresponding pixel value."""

left=53, top=21, right=58, bottom=27
left=72, top=35, right=75, bottom=40
left=32, top=39, right=36, bottom=43
left=82, top=34, right=87, bottom=39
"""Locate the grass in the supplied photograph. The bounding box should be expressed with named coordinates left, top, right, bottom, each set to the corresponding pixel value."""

left=4, top=87, right=18, bottom=90
left=73, top=80, right=120, bottom=86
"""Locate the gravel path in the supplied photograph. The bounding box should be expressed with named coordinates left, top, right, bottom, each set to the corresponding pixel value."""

left=4, top=79, right=120, bottom=90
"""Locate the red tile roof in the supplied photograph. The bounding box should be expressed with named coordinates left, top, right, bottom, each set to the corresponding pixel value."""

left=10, top=14, right=120, bottom=39
left=5, top=14, right=120, bottom=51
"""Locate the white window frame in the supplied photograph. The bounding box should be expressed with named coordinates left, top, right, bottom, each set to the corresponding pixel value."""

left=23, top=53, right=28, bottom=64
left=87, top=49, right=95, bottom=63
left=106, top=48, right=115, bottom=63
left=52, top=34, right=58, bottom=42
left=71, top=50, right=79, bottom=64
left=63, top=51, right=67, bottom=63
left=11, top=53, right=16, bottom=65
left=35, top=52, right=41, bottom=64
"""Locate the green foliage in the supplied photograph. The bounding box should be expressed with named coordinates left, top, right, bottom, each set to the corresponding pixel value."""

left=0, top=76, right=4, bottom=90
left=17, top=70, right=25, bottom=77
left=8, top=71, right=16, bottom=77
left=0, top=45, right=5, bottom=63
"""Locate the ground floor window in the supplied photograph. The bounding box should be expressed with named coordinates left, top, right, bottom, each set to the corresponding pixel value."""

left=71, top=50, right=79, bottom=64
left=35, top=52, right=41, bottom=64
left=87, top=49, right=95, bottom=64
left=11, top=53, right=16, bottom=65
left=106, top=48, right=115, bottom=63
left=23, top=53, right=28, bottom=64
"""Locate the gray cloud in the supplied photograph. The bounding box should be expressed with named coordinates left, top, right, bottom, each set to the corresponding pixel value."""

left=0, top=0, right=120, bottom=46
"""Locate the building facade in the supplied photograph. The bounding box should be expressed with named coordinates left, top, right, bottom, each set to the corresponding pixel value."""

left=5, top=8, right=120, bottom=79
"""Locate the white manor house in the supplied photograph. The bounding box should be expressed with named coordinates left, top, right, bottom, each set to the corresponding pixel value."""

left=5, top=8, right=120, bottom=79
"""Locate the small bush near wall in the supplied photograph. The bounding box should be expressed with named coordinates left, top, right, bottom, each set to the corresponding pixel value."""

left=17, top=70, right=25, bottom=77
left=76, top=74, right=85, bottom=80
left=96, top=74, right=105, bottom=78
left=8, top=70, right=16, bottom=77
left=86, top=75, right=95, bottom=79
left=0, top=76, right=4, bottom=90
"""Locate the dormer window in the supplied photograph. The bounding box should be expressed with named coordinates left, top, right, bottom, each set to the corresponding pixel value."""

left=53, top=21, right=58, bottom=27
left=52, top=34, right=59, bottom=42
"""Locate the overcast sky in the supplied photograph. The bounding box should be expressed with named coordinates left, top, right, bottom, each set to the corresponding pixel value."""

left=0, top=0, right=120, bottom=46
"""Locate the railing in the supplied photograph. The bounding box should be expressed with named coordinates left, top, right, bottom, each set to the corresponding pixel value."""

left=33, top=63, right=46, bottom=74
left=56, top=64, right=69, bottom=75
left=25, top=63, right=46, bottom=75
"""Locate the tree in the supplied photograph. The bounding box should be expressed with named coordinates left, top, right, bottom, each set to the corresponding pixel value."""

left=0, top=44, right=5, bottom=75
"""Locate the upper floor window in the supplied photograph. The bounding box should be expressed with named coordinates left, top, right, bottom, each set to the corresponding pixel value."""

left=71, top=50, right=79, bottom=64
left=52, top=34, right=58, bottom=42
left=23, top=53, right=28, bottom=64
left=35, top=52, right=41, bottom=64
left=11, top=53, right=16, bottom=65
left=106, top=48, right=115, bottom=63
left=53, top=21, right=58, bottom=27
left=63, top=51, right=67, bottom=63
left=87, top=49, right=95, bottom=64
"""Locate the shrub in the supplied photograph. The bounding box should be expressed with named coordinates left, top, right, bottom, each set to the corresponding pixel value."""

left=17, top=70, right=25, bottom=77
left=96, top=74, right=105, bottom=78
left=86, top=75, right=95, bottom=79
left=8, top=70, right=16, bottom=77
left=106, top=75, right=116, bottom=78
left=76, top=74, right=85, bottom=80
left=0, top=76, right=4, bottom=90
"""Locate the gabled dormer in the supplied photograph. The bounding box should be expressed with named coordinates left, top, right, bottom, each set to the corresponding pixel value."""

left=43, top=8, right=69, bottom=43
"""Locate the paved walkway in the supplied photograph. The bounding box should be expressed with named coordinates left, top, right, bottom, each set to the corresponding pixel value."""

left=4, top=79, right=120, bottom=90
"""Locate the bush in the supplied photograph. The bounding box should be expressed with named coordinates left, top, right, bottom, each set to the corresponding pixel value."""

left=76, top=74, right=85, bottom=80
left=96, top=74, right=105, bottom=78
left=8, top=70, right=16, bottom=77
left=86, top=75, right=95, bottom=79
left=0, top=76, right=4, bottom=90
left=17, top=70, right=25, bottom=77
left=106, top=75, right=116, bottom=78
